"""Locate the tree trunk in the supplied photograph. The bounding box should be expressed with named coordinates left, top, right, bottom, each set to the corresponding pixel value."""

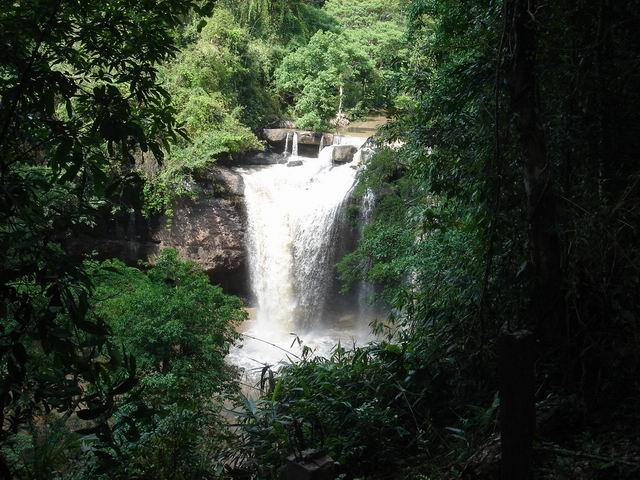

left=499, top=331, right=535, bottom=480
left=507, top=0, right=562, bottom=339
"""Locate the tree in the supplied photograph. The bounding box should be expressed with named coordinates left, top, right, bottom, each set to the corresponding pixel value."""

left=0, top=0, right=215, bottom=475
left=143, top=8, right=269, bottom=215
left=275, top=30, right=374, bottom=130
left=86, top=250, right=246, bottom=478
left=324, top=0, right=407, bottom=111
left=92, top=250, right=245, bottom=406
left=505, top=0, right=562, bottom=342
left=220, top=0, right=335, bottom=41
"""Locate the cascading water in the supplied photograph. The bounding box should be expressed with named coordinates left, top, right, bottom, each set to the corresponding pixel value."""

left=292, top=132, right=299, bottom=157
left=229, top=136, right=373, bottom=370
left=357, top=188, right=377, bottom=317
left=318, top=135, right=325, bottom=156
left=283, top=131, right=291, bottom=155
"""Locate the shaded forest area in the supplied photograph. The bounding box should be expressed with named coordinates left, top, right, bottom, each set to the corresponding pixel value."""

left=1, top=0, right=640, bottom=479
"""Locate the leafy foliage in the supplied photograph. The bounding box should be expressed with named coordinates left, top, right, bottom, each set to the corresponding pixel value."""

left=0, top=0, right=215, bottom=476
left=91, top=250, right=245, bottom=405
left=275, top=31, right=374, bottom=130
left=221, top=0, right=336, bottom=42
left=275, top=0, right=406, bottom=129
left=142, top=8, right=273, bottom=215
left=325, top=0, right=408, bottom=109
left=233, top=336, right=496, bottom=479
left=4, top=0, right=640, bottom=477
left=241, top=0, right=640, bottom=477
left=83, top=249, right=246, bottom=479
left=4, top=251, right=247, bottom=479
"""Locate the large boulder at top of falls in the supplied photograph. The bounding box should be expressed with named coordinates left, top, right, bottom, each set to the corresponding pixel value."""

left=263, top=128, right=333, bottom=146
left=332, top=145, right=358, bottom=163
left=66, top=166, right=249, bottom=296
left=297, top=131, right=328, bottom=145
left=263, top=128, right=290, bottom=142
left=206, top=165, right=245, bottom=195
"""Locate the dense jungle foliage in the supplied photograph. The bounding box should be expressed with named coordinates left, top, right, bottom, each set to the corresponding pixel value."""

left=143, top=0, right=406, bottom=214
left=1, top=0, right=640, bottom=479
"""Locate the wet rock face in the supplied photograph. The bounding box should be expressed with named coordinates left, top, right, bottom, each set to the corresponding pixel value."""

left=263, top=128, right=291, bottom=143
left=150, top=167, right=248, bottom=294
left=69, top=166, right=249, bottom=296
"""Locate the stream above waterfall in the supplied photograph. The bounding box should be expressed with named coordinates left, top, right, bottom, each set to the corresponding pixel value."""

left=227, top=137, right=379, bottom=374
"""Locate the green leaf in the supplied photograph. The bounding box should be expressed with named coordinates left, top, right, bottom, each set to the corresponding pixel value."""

left=111, top=376, right=137, bottom=396
left=76, top=320, right=110, bottom=336
left=53, top=140, right=73, bottom=172
left=150, top=142, right=164, bottom=161
left=77, top=403, right=110, bottom=420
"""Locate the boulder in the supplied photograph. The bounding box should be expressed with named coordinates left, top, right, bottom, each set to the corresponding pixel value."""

left=320, top=133, right=334, bottom=146
left=197, top=166, right=245, bottom=195
left=286, top=160, right=303, bottom=167
left=263, top=128, right=290, bottom=143
left=296, top=131, right=323, bottom=145
left=332, top=145, right=358, bottom=163
left=287, top=449, right=336, bottom=480
left=231, top=150, right=287, bottom=166
left=263, top=116, right=295, bottom=129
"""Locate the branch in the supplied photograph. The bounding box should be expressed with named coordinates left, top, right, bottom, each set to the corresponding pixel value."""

left=240, top=333, right=302, bottom=360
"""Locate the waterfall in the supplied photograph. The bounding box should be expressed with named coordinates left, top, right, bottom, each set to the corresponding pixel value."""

left=232, top=137, right=370, bottom=369
left=283, top=131, right=291, bottom=155
left=357, top=188, right=377, bottom=317
left=318, top=135, right=325, bottom=156
left=292, top=132, right=299, bottom=157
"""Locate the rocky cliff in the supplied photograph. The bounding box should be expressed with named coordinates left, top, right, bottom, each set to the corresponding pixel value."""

left=152, top=167, right=247, bottom=294
left=69, top=166, right=249, bottom=296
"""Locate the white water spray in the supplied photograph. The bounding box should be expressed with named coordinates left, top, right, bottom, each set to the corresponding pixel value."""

left=358, top=188, right=377, bottom=317
left=230, top=137, right=372, bottom=370
left=292, top=132, right=299, bottom=157
left=283, top=131, right=291, bottom=155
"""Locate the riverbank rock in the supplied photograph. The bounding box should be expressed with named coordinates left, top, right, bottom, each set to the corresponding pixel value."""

left=332, top=145, right=358, bottom=163
left=287, top=159, right=303, bottom=167
left=229, top=150, right=287, bottom=166
left=263, top=128, right=289, bottom=143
